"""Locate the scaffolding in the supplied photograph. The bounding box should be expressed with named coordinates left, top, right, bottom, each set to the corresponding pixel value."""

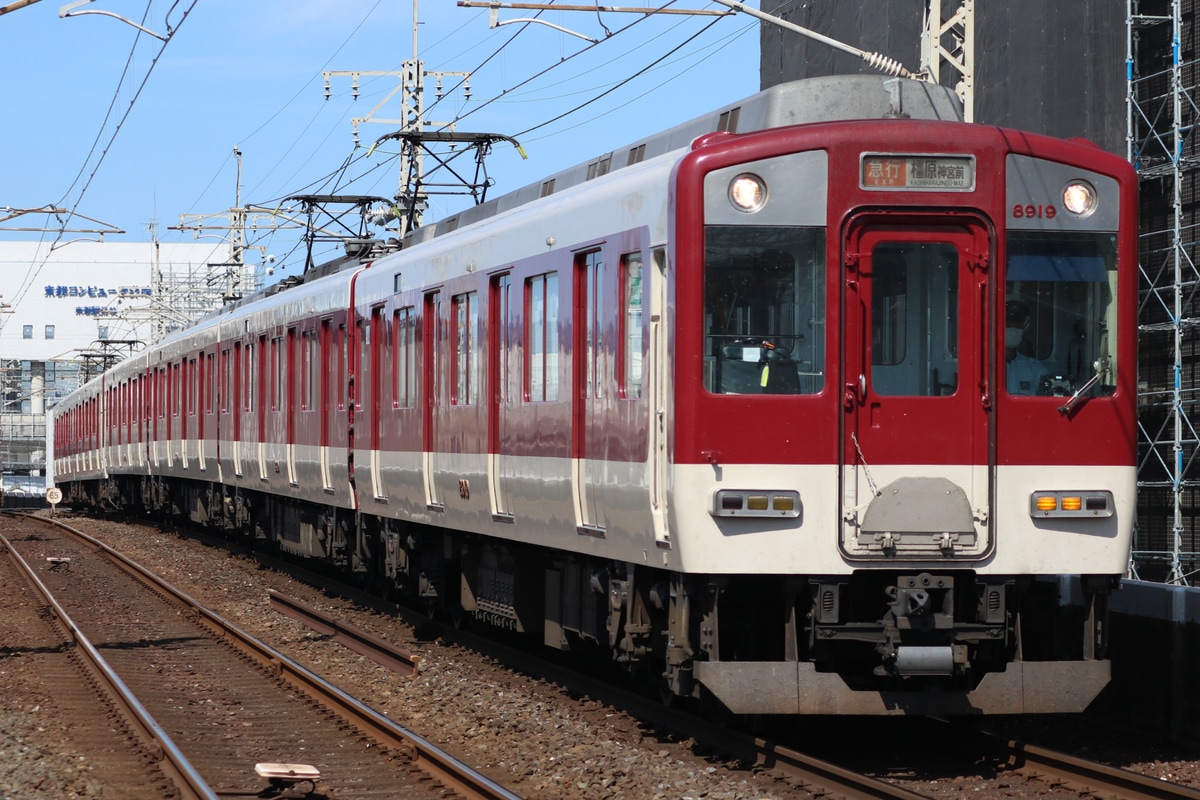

left=1128, top=0, right=1200, bottom=583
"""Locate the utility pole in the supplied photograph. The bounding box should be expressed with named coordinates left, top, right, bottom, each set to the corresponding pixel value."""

left=172, top=146, right=301, bottom=304
left=324, top=0, right=511, bottom=236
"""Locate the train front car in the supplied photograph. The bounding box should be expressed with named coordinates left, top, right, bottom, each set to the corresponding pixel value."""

left=669, top=98, right=1137, bottom=715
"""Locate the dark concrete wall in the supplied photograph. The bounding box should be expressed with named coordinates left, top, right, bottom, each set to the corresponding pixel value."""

left=760, top=0, right=1127, bottom=155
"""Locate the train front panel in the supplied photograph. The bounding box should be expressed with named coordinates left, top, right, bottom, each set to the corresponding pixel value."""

left=667, top=119, right=1137, bottom=714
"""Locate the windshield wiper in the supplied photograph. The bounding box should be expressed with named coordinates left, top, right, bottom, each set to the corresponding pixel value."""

left=1057, top=358, right=1108, bottom=418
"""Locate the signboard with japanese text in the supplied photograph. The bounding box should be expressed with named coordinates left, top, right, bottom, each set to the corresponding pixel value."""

left=861, top=154, right=976, bottom=191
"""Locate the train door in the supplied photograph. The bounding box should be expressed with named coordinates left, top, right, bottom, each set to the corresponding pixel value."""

left=573, top=248, right=605, bottom=534
left=368, top=306, right=385, bottom=499
left=423, top=290, right=444, bottom=509
left=256, top=335, right=268, bottom=481
left=182, top=358, right=192, bottom=469
left=840, top=215, right=992, bottom=559
left=488, top=272, right=514, bottom=519
left=319, top=319, right=333, bottom=491
left=285, top=328, right=297, bottom=485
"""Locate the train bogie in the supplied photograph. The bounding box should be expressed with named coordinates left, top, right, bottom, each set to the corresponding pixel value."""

left=50, top=74, right=1137, bottom=716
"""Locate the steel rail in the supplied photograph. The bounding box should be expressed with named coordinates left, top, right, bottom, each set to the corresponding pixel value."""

left=268, top=588, right=420, bottom=676
left=164, top=521, right=933, bottom=799
left=15, top=513, right=524, bottom=800
left=0, top=529, right=218, bottom=800
left=263, top=579, right=926, bottom=798
left=989, top=731, right=1200, bottom=800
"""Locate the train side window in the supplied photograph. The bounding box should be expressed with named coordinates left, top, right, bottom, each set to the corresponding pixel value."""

left=576, top=249, right=603, bottom=400
left=620, top=252, right=644, bottom=399
left=704, top=226, right=825, bottom=395
left=356, top=318, right=369, bottom=412
left=220, top=349, right=231, bottom=413
left=245, top=342, right=255, bottom=412
left=337, top=323, right=347, bottom=411
left=526, top=272, right=559, bottom=402
left=301, top=330, right=316, bottom=411
left=189, top=358, right=198, bottom=417
left=394, top=307, right=415, bottom=408
left=272, top=336, right=284, bottom=412
left=453, top=291, right=479, bottom=405
left=204, top=354, right=213, bottom=415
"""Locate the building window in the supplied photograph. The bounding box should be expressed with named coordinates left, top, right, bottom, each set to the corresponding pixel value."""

left=22, top=325, right=31, bottom=339
left=44, top=325, right=55, bottom=339
left=98, top=326, right=109, bottom=340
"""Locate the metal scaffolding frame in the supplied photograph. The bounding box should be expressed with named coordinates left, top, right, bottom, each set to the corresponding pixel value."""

left=1128, top=0, right=1200, bottom=583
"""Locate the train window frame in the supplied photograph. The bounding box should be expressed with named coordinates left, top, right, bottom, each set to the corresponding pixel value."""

left=526, top=272, right=560, bottom=403
left=220, top=348, right=231, bottom=414
left=189, top=357, right=199, bottom=417
left=1003, top=231, right=1119, bottom=399
left=301, top=329, right=316, bottom=412
left=576, top=248, right=604, bottom=400
left=337, top=323, right=347, bottom=411
left=868, top=241, right=960, bottom=398
left=393, top=306, right=415, bottom=408
left=452, top=291, right=480, bottom=406
left=703, top=225, right=826, bottom=395
left=271, top=335, right=284, bottom=412
left=245, top=341, right=256, bottom=413
left=619, top=251, right=644, bottom=400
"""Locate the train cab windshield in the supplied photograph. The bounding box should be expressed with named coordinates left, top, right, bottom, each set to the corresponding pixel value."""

left=703, top=226, right=826, bottom=395
left=1003, top=231, right=1118, bottom=399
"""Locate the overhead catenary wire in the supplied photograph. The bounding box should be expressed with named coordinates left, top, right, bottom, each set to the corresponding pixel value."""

left=7, top=0, right=199, bottom=315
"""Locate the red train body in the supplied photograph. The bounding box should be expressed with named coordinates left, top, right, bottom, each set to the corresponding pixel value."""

left=51, top=76, right=1138, bottom=715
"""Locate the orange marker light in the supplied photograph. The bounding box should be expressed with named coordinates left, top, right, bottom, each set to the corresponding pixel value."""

left=1035, top=496, right=1058, bottom=512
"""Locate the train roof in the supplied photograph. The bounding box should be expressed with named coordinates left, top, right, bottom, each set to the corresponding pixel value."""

left=150, top=76, right=964, bottom=343
left=404, top=75, right=962, bottom=247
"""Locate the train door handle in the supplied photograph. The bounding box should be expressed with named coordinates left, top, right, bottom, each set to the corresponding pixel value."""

left=843, top=374, right=866, bottom=409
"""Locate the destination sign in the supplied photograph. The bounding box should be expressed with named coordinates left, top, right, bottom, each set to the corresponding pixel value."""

left=861, top=154, right=976, bottom=191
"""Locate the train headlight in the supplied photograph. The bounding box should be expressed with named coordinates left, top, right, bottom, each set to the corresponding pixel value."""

left=1029, top=490, right=1113, bottom=518
left=712, top=489, right=800, bottom=518
left=728, top=173, right=767, bottom=213
left=1062, top=180, right=1097, bottom=216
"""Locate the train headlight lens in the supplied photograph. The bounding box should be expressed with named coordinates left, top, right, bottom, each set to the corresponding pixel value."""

left=729, top=173, right=767, bottom=213
left=1030, top=490, right=1113, bottom=518
left=1062, top=180, right=1097, bottom=216
left=713, top=489, right=801, bottom=518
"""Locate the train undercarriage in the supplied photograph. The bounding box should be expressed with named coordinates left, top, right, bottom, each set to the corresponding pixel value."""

left=65, top=473, right=1116, bottom=716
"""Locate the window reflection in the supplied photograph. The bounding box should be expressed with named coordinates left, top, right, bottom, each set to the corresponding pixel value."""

left=703, top=226, right=825, bottom=395
left=1004, top=232, right=1117, bottom=397
left=869, top=242, right=959, bottom=397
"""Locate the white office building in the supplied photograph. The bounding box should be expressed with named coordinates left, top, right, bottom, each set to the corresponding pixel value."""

left=0, top=240, right=230, bottom=495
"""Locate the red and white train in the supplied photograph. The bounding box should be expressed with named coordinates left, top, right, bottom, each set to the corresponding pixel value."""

left=50, top=75, right=1137, bottom=716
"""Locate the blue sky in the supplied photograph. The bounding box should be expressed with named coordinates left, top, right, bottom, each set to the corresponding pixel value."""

left=0, top=0, right=760, bottom=281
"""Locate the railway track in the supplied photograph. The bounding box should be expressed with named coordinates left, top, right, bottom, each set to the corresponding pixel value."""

left=30, top=509, right=1200, bottom=800
left=1, top=513, right=521, bottom=800
left=0, top=533, right=179, bottom=798
left=256, top=581, right=1200, bottom=800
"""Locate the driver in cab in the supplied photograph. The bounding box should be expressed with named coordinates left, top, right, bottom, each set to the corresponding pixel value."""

left=1005, top=300, right=1047, bottom=395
